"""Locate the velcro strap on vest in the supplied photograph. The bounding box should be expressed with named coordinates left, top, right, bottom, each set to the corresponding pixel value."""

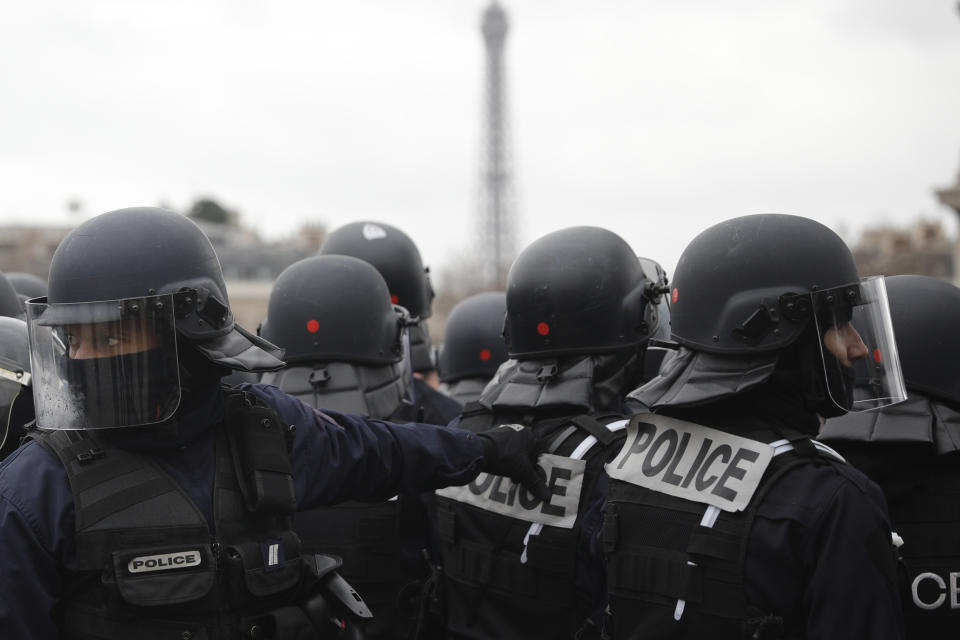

left=447, top=543, right=540, bottom=597
left=608, top=553, right=703, bottom=602
left=567, top=415, right=619, bottom=446
left=687, top=526, right=740, bottom=563
left=603, top=505, right=619, bottom=553
left=524, top=542, right=573, bottom=573
left=436, top=504, right=457, bottom=544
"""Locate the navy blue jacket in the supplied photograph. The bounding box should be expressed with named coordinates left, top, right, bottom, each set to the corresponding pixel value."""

left=640, top=390, right=905, bottom=639
left=0, top=383, right=486, bottom=638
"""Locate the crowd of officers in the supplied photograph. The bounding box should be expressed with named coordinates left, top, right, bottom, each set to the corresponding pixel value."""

left=0, top=206, right=955, bottom=639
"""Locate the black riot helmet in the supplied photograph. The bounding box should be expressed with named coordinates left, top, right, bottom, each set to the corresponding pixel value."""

left=7, top=272, right=48, bottom=301
left=259, top=255, right=408, bottom=365
left=667, top=213, right=905, bottom=413
left=438, top=291, right=508, bottom=383
left=0, top=272, right=25, bottom=319
left=320, top=221, right=436, bottom=372
left=258, top=255, right=414, bottom=418
left=882, top=275, right=960, bottom=406
left=320, top=221, right=434, bottom=319
left=503, top=226, right=664, bottom=359
left=0, top=317, right=33, bottom=460
left=24, top=207, right=284, bottom=431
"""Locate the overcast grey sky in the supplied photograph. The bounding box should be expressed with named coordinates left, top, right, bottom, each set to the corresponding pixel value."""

left=1, top=1, right=959, bottom=282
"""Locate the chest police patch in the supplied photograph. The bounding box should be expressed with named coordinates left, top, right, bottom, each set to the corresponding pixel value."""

left=436, top=453, right=585, bottom=528
left=606, top=414, right=774, bottom=512
left=127, top=550, right=203, bottom=574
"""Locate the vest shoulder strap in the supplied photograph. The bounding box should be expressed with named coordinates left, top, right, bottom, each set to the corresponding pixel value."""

left=29, top=428, right=208, bottom=570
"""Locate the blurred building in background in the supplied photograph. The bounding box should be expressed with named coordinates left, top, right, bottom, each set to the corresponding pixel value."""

left=850, top=219, right=953, bottom=282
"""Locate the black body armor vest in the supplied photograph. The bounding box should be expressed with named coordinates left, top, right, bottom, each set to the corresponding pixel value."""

left=435, top=404, right=629, bottom=639
left=818, top=396, right=960, bottom=635
left=294, top=495, right=432, bottom=640
left=31, top=389, right=370, bottom=640
left=863, top=450, right=960, bottom=635
left=602, top=414, right=844, bottom=640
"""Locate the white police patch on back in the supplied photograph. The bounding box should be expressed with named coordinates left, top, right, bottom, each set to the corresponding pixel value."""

left=436, top=453, right=584, bottom=528
left=606, top=414, right=774, bottom=512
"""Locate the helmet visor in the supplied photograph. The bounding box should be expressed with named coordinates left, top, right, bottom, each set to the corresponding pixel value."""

left=813, top=276, right=906, bottom=413
left=26, top=294, right=181, bottom=430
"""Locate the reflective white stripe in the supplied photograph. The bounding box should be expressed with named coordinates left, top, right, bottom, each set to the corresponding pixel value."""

left=812, top=440, right=846, bottom=463
left=520, top=420, right=627, bottom=564
left=607, top=419, right=630, bottom=433
left=675, top=504, right=722, bottom=620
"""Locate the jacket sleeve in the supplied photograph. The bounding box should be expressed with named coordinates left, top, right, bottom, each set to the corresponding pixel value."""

left=0, top=443, right=76, bottom=638
left=244, top=383, right=485, bottom=508
left=800, top=471, right=905, bottom=639
left=746, top=463, right=905, bottom=640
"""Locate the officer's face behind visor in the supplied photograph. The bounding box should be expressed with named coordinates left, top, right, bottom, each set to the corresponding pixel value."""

left=25, top=294, right=181, bottom=430
left=812, top=275, right=906, bottom=413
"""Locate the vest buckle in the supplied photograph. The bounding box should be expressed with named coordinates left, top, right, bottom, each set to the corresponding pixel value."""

left=76, top=447, right=106, bottom=465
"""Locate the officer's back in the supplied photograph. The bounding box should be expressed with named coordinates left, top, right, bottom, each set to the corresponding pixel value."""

left=607, top=214, right=907, bottom=639
left=435, top=226, right=669, bottom=639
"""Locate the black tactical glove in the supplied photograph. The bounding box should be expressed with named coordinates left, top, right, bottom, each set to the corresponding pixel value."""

left=476, top=424, right=551, bottom=502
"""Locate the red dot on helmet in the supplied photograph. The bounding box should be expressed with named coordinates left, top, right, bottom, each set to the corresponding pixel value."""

left=873, top=348, right=882, bottom=363
left=479, top=348, right=492, bottom=361
left=672, top=288, right=679, bottom=304
left=306, top=319, right=320, bottom=333
left=537, top=322, right=550, bottom=336
left=390, top=294, right=399, bottom=304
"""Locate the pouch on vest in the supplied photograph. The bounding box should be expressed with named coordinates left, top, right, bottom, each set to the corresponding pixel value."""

left=107, top=544, right=217, bottom=608
left=225, top=391, right=297, bottom=514
left=221, top=530, right=306, bottom=605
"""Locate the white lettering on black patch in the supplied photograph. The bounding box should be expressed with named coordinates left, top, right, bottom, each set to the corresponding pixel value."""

left=606, top=414, right=774, bottom=512
left=436, top=453, right=584, bottom=528
left=127, top=550, right=202, bottom=574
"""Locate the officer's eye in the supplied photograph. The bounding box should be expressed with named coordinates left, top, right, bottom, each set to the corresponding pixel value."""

left=104, top=336, right=120, bottom=347
left=64, top=333, right=77, bottom=346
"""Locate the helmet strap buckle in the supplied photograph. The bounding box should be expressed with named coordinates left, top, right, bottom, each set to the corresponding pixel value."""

left=535, top=362, right=559, bottom=383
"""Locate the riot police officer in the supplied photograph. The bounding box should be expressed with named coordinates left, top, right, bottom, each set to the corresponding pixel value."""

left=319, top=221, right=462, bottom=423
left=0, top=316, right=34, bottom=460
left=7, top=271, right=48, bottom=309
left=0, top=270, right=26, bottom=319
left=437, top=291, right=509, bottom=406
left=0, top=207, right=550, bottom=639
left=606, top=213, right=907, bottom=639
left=819, top=274, right=960, bottom=637
left=259, top=253, right=444, bottom=639
left=435, top=226, right=668, bottom=639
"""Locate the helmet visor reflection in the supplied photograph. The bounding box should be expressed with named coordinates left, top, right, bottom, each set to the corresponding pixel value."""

left=25, top=295, right=181, bottom=430
left=813, top=276, right=906, bottom=413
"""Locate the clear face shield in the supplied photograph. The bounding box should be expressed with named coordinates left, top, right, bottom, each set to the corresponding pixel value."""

left=811, top=276, right=906, bottom=413
left=25, top=294, right=181, bottom=430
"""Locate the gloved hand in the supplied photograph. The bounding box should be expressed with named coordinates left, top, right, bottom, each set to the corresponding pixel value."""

left=476, top=424, right=551, bottom=502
